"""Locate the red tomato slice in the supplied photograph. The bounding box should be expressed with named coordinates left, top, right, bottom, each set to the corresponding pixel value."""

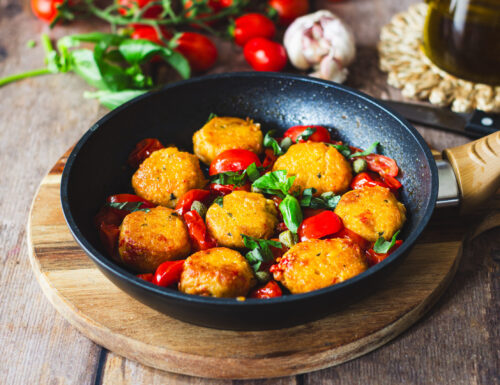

left=381, top=174, right=402, bottom=190
left=335, top=228, right=371, bottom=251
left=249, top=280, right=282, bottom=299
left=209, top=149, right=262, bottom=176
left=364, top=154, right=399, bottom=177
left=366, top=240, right=403, bottom=266
left=128, top=138, right=165, bottom=169
left=284, top=125, right=331, bottom=143
left=153, top=260, right=185, bottom=287
left=175, top=189, right=211, bottom=216
left=183, top=210, right=217, bottom=250
left=262, top=148, right=278, bottom=169
left=107, top=194, right=155, bottom=208
left=209, top=182, right=251, bottom=196
left=350, top=172, right=390, bottom=190
left=298, top=211, right=343, bottom=242
left=137, top=273, right=154, bottom=282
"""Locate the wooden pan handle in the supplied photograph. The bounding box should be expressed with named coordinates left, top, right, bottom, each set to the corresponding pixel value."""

left=443, top=131, right=500, bottom=214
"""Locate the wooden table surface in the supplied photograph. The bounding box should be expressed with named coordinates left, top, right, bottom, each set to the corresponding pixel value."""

left=1, top=0, right=499, bottom=384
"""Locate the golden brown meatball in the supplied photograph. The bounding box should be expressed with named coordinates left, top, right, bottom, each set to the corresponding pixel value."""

left=132, top=147, right=207, bottom=208
left=272, top=142, right=352, bottom=195
left=334, top=186, right=406, bottom=242
left=179, top=247, right=256, bottom=297
left=205, top=191, right=278, bottom=248
left=271, top=238, right=368, bottom=294
left=192, top=117, right=263, bottom=165
left=118, top=206, right=191, bottom=273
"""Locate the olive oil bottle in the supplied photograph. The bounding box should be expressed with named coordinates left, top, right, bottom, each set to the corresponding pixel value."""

left=423, top=0, right=500, bottom=85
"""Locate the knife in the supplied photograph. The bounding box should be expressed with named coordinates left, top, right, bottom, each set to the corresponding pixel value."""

left=382, top=100, right=500, bottom=138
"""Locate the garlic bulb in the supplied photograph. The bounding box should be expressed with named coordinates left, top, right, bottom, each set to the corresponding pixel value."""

left=284, top=10, right=356, bottom=83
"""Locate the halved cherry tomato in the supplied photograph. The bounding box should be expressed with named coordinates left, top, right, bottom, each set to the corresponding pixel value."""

left=118, top=0, right=163, bottom=18
left=137, top=273, right=154, bottom=282
left=363, top=154, right=399, bottom=177
left=249, top=280, right=282, bottom=298
left=153, top=260, right=186, bottom=287
left=99, top=223, right=121, bottom=256
left=31, top=0, right=63, bottom=23
left=175, top=32, right=218, bottom=72
left=284, top=125, right=331, bottom=143
left=381, top=174, right=402, bottom=190
left=107, top=194, right=155, bottom=208
left=128, top=138, right=165, bottom=168
left=366, top=240, right=403, bottom=266
left=243, top=37, right=287, bottom=72
left=183, top=210, right=217, bottom=250
left=298, top=210, right=343, bottom=241
left=233, top=13, right=276, bottom=47
left=209, top=182, right=251, bottom=196
left=268, top=0, right=309, bottom=25
left=209, top=149, right=262, bottom=176
left=335, top=228, right=371, bottom=251
left=175, top=189, right=211, bottom=215
left=350, top=172, right=390, bottom=190
left=262, top=148, right=278, bottom=169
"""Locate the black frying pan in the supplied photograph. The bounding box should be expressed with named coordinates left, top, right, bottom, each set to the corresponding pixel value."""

left=61, top=72, right=438, bottom=330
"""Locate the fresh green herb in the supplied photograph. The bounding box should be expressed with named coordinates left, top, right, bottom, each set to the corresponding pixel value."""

left=214, top=196, right=224, bottom=207
left=300, top=188, right=341, bottom=210
left=373, top=230, right=400, bottom=254
left=263, top=130, right=284, bottom=156
left=242, top=235, right=282, bottom=272
left=245, top=162, right=261, bottom=182
left=329, top=144, right=352, bottom=157
left=207, top=112, right=218, bottom=122
left=296, top=127, right=316, bottom=142
left=349, top=142, right=379, bottom=158
left=279, top=195, right=302, bottom=233
left=107, top=201, right=150, bottom=213
left=210, top=162, right=262, bottom=186
left=252, top=170, right=295, bottom=197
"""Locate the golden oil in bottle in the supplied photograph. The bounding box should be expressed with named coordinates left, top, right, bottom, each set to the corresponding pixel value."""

left=423, top=0, right=500, bottom=85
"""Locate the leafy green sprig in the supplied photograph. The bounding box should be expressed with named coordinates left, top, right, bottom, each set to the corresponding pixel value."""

left=107, top=201, right=151, bottom=213
left=210, top=163, right=262, bottom=186
left=242, top=235, right=282, bottom=272
left=329, top=141, right=380, bottom=159
left=373, top=231, right=400, bottom=254
left=300, top=188, right=341, bottom=210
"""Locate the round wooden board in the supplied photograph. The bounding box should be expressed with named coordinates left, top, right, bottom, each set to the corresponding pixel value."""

left=28, top=151, right=470, bottom=380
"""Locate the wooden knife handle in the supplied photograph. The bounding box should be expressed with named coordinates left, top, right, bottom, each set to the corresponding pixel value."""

left=443, top=131, right=500, bottom=214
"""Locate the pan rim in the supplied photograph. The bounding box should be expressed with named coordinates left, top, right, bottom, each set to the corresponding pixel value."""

left=61, top=71, right=439, bottom=308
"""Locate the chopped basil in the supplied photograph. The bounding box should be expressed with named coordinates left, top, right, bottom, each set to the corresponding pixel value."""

left=107, top=201, right=150, bottom=213
left=329, top=144, right=352, bottom=157
left=373, top=230, right=400, bottom=254
left=207, top=112, right=218, bottom=122
left=349, top=141, right=379, bottom=158
left=296, top=127, right=316, bottom=141
left=279, top=195, right=302, bottom=233
left=263, top=130, right=284, bottom=156
left=214, top=196, right=224, bottom=207
left=210, top=170, right=247, bottom=186
left=300, top=188, right=341, bottom=210
left=241, top=235, right=282, bottom=272
left=245, top=162, right=261, bottom=182
left=252, top=170, right=296, bottom=197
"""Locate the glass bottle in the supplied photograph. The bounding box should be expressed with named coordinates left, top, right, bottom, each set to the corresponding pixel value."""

left=423, top=0, right=500, bottom=85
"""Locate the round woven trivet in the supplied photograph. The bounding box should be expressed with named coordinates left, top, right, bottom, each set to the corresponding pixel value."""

left=378, top=3, right=500, bottom=113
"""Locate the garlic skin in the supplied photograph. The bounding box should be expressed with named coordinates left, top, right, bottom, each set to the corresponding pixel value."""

left=284, top=10, right=356, bottom=83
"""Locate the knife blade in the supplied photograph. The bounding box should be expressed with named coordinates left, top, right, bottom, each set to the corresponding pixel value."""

left=381, top=100, right=500, bottom=138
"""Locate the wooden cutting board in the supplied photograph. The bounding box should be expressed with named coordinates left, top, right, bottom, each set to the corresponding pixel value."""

left=27, top=149, right=500, bottom=379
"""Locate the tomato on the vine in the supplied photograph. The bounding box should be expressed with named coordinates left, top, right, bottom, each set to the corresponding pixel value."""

left=31, top=0, right=63, bottom=23
left=284, top=125, right=331, bottom=143
left=268, top=0, right=309, bottom=25
left=131, top=26, right=171, bottom=45
left=118, top=0, right=163, bottom=18
left=243, top=37, right=287, bottom=72
left=175, top=32, right=218, bottom=72
left=232, top=13, right=276, bottom=47
left=209, top=149, right=261, bottom=175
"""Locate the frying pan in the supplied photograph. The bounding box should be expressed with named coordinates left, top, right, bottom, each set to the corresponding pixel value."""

left=60, top=72, right=500, bottom=330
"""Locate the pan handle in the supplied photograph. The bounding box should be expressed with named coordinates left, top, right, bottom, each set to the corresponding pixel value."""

left=443, top=131, right=500, bottom=214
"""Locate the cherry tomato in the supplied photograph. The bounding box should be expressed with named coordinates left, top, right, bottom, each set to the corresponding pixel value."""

left=268, top=0, right=309, bottom=25
left=118, top=0, right=163, bottom=18
left=153, top=260, right=185, bottom=287
left=284, top=125, right=331, bottom=143
left=175, top=32, right=218, bottom=72
left=107, top=194, right=155, bottom=208
left=175, top=189, right=211, bottom=216
left=183, top=210, right=217, bottom=250
left=137, top=273, right=154, bottom=282
left=209, top=149, right=262, bottom=176
left=350, top=172, right=390, bottom=190
left=31, top=0, right=63, bottom=23
left=335, top=228, right=371, bottom=251
left=298, top=210, right=343, bottom=241
left=243, top=37, right=287, bottom=72
left=131, top=26, right=171, bottom=45
left=363, top=154, right=399, bottom=177
left=233, top=13, right=276, bottom=47
left=95, top=206, right=127, bottom=228
left=381, top=174, right=402, bottom=190
left=366, top=240, right=403, bottom=266
left=128, top=138, right=165, bottom=168
left=99, top=223, right=121, bottom=256
left=249, top=280, right=282, bottom=299
left=209, top=182, right=251, bottom=196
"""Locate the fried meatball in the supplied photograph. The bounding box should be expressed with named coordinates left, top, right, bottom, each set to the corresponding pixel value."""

left=272, top=142, right=352, bottom=195
left=205, top=191, right=279, bottom=248
left=193, top=117, right=263, bottom=164
left=118, top=206, right=191, bottom=273
left=179, top=247, right=256, bottom=297
left=132, top=147, right=207, bottom=208
left=334, top=186, right=406, bottom=242
left=271, top=238, right=368, bottom=294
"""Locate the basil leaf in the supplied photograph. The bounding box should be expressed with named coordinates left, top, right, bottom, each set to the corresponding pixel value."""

left=263, top=130, right=284, bottom=156
left=214, top=196, right=223, bottom=207
left=349, top=142, right=379, bottom=158
left=207, top=112, right=218, bottom=122
left=70, top=49, right=109, bottom=90
left=84, top=89, right=147, bottom=109
left=279, top=195, right=303, bottom=233
left=252, top=170, right=295, bottom=196
left=299, top=188, right=316, bottom=206
left=159, top=50, right=190, bottom=80
left=329, top=144, right=351, bottom=158
left=300, top=188, right=341, bottom=210
left=210, top=171, right=247, bottom=186
left=246, top=163, right=261, bottom=182
left=373, top=230, right=400, bottom=254
left=321, top=193, right=341, bottom=209
left=58, top=32, right=126, bottom=49
left=241, top=235, right=282, bottom=272
left=296, top=127, right=316, bottom=141
left=107, top=201, right=150, bottom=213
